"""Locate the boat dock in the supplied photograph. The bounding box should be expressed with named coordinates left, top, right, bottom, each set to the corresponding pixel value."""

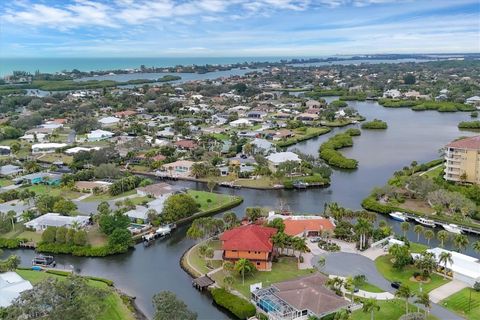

left=402, top=212, right=480, bottom=235
left=192, top=275, right=214, bottom=291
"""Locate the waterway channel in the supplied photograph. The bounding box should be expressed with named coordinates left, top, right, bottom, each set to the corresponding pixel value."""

left=5, top=100, right=480, bottom=319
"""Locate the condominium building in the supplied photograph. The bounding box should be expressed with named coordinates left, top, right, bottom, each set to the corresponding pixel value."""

left=444, top=136, right=480, bottom=183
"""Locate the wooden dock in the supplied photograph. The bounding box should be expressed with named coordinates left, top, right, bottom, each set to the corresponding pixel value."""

left=192, top=275, right=214, bottom=291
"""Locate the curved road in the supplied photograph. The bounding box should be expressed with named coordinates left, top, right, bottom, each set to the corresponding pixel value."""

left=314, top=252, right=462, bottom=320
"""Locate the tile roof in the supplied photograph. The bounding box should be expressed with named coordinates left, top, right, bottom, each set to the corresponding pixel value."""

left=283, top=218, right=335, bottom=237
left=221, top=225, right=277, bottom=252
left=447, top=136, right=480, bottom=150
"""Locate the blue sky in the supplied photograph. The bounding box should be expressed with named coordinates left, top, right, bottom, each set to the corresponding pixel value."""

left=1, top=0, right=479, bottom=57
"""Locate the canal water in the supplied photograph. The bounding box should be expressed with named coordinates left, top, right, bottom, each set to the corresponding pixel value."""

left=5, top=101, right=480, bottom=319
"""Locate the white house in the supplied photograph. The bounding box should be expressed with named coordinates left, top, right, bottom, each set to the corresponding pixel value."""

left=0, top=272, right=33, bottom=307
left=98, top=116, right=121, bottom=127
left=20, top=133, right=47, bottom=143
left=87, top=129, right=114, bottom=141
left=64, top=146, right=101, bottom=154
left=266, top=152, right=301, bottom=172
left=229, top=118, right=252, bottom=128
left=31, top=143, right=67, bottom=154
left=425, top=247, right=480, bottom=286
left=383, top=89, right=402, bottom=99
left=25, top=213, right=90, bottom=231
left=466, top=96, right=480, bottom=105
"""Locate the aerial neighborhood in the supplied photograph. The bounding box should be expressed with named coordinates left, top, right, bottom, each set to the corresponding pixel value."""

left=0, top=57, right=480, bottom=320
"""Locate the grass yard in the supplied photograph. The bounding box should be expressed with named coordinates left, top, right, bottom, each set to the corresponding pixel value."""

left=23, top=184, right=84, bottom=199
left=421, top=165, right=444, bottom=179
left=37, top=153, right=73, bottom=164
left=441, top=287, right=480, bottom=320
left=409, top=242, right=429, bottom=254
left=211, top=257, right=315, bottom=298
left=86, top=225, right=109, bottom=247
left=1, top=223, right=42, bottom=242
left=357, top=282, right=384, bottom=293
left=188, top=190, right=235, bottom=211
left=16, top=269, right=135, bottom=320
left=0, top=178, right=12, bottom=187
left=188, top=240, right=223, bottom=274
left=351, top=299, right=438, bottom=320
left=375, top=255, right=449, bottom=294
left=82, top=189, right=137, bottom=202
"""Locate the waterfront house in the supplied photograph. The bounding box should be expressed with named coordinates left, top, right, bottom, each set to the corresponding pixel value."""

left=383, top=89, right=402, bottom=99
left=64, top=146, right=101, bottom=154
left=25, top=213, right=90, bottom=231
left=305, top=100, right=323, bottom=108
left=74, top=181, right=111, bottom=193
left=31, top=143, right=67, bottom=154
left=161, top=160, right=195, bottom=177
left=247, top=138, right=276, bottom=155
left=136, top=182, right=176, bottom=198
left=283, top=218, right=335, bottom=237
left=266, top=152, right=301, bottom=172
left=87, top=129, right=114, bottom=141
left=466, top=96, right=480, bottom=106
left=0, top=146, right=11, bottom=156
left=444, top=136, right=480, bottom=184
left=252, top=273, right=350, bottom=320
left=220, top=224, right=277, bottom=271
left=0, top=272, right=33, bottom=308
left=296, top=113, right=319, bottom=122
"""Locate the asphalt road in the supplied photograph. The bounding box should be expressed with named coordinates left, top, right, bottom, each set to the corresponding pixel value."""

left=313, top=252, right=463, bottom=320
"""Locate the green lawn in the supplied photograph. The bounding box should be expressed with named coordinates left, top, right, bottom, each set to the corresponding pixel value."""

left=0, top=178, right=12, bottom=187
left=188, top=190, right=235, bottom=211
left=211, top=257, right=315, bottom=298
left=82, top=189, right=137, bottom=202
left=24, top=184, right=84, bottom=199
left=16, top=269, right=135, bottom=320
left=357, top=282, right=384, bottom=293
left=375, top=255, right=449, bottom=294
left=37, top=153, right=73, bottom=164
left=409, top=242, right=429, bottom=254
left=441, top=287, right=480, bottom=320
left=351, top=299, right=437, bottom=320
left=421, top=165, right=444, bottom=179
left=188, top=240, right=223, bottom=274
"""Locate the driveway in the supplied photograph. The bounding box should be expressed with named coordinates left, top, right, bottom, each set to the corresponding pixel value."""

left=312, top=252, right=463, bottom=320
left=429, top=280, right=468, bottom=303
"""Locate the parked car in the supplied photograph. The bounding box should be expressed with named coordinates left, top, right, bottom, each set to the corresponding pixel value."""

left=309, top=237, right=321, bottom=243
left=391, top=281, right=401, bottom=289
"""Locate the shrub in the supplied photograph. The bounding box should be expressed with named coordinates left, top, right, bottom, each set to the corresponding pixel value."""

left=210, top=288, right=256, bottom=319
left=361, top=119, right=388, bottom=129
left=0, top=238, right=26, bottom=249
left=458, top=120, right=480, bottom=129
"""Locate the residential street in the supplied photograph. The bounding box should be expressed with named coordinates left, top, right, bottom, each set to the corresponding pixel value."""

left=312, top=252, right=463, bottom=320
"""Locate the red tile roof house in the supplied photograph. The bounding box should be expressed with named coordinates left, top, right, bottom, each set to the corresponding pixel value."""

left=220, top=225, right=277, bottom=271
left=174, top=139, right=198, bottom=150
left=283, top=218, right=335, bottom=237
left=113, top=110, right=137, bottom=118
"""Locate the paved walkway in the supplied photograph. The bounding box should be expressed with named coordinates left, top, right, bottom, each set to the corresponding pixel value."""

left=329, top=274, right=395, bottom=300
left=429, top=280, right=468, bottom=303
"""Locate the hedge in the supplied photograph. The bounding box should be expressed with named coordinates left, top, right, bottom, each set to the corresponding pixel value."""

left=0, top=238, right=27, bottom=249
left=36, top=242, right=129, bottom=257
left=210, top=288, right=256, bottom=319
left=458, top=120, right=480, bottom=129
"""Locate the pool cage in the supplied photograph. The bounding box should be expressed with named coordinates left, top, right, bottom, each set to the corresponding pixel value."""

left=251, top=287, right=307, bottom=320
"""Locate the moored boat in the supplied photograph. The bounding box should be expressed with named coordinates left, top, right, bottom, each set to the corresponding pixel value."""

left=414, top=217, right=436, bottom=227
left=443, top=223, right=463, bottom=234
left=389, top=212, right=408, bottom=222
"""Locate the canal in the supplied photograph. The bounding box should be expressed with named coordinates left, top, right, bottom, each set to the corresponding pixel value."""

left=5, top=100, right=480, bottom=319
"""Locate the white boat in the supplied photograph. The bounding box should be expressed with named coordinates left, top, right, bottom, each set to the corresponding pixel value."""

left=389, top=212, right=408, bottom=222
left=414, top=217, right=436, bottom=227
left=443, top=224, right=463, bottom=234
left=155, top=225, right=172, bottom=237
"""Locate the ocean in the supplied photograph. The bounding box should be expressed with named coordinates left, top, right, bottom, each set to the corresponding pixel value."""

left=0, top=57, right=291, bottom=77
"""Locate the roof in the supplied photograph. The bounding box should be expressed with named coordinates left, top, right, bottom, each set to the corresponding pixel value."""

left=114, top=110, right=137, bottom=117
left=283, top=218, right=335, bottom=236
left=88, top=129, right=114, bottom=137
left=0, top=272, right=33, bottom=307
left=427, top=247, right=480, bottom=279
left=174, top=139, right=198, bottom=149
left=25, top=213, right=89, bottom=228
left=446, top=136, right=480, bottom=150
left=273, top=274, right=349, bottom=316
left=0, top=165, right=22, bottom=176
left=221, top=224, right=277, bottom=252
left=32, top=143, right=67, bottom=149
left=99, top=116, right=120, bottom=124
left=137, top=182, right=175, bottom=197
left=266, top=152, right=301, bottom=164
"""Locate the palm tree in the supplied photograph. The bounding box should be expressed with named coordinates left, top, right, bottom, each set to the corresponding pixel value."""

left=293, top=237, right=308, bottom=263
left=436, top=230, right=449, bottom=248
left=438, top=251, right=453, bottom=280
left=395, top=284, right=414, bottom=315
left=272, top=232, right=287, bottom=255
left=415, top=292, right=431, bottom=318
left=355, top=218, right=372, bottom=250
left=424, top=229, right=434, bottom=246
left=453, top=234, right=469, bottom=252
left=6, top=210, right=16, bottom=231
left=223, top=261, right=235, bottom=275
left=235, top=258, right=255, bottom=285
left=473, top=240, right=480, bottom=254
left=362, top=298, right=380, bottom=320
left=413, top=225, right=424, bottom=242
left=400, top=222, right=410, bottom=237
left=333, top=309, right=352, bottom=320
left=344, top=277, right=355, bottom=303
left=223, top=275, right=234, bottom=290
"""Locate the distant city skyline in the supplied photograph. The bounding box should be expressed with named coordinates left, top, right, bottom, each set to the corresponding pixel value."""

left=1, top=0, right=479, bottom=57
